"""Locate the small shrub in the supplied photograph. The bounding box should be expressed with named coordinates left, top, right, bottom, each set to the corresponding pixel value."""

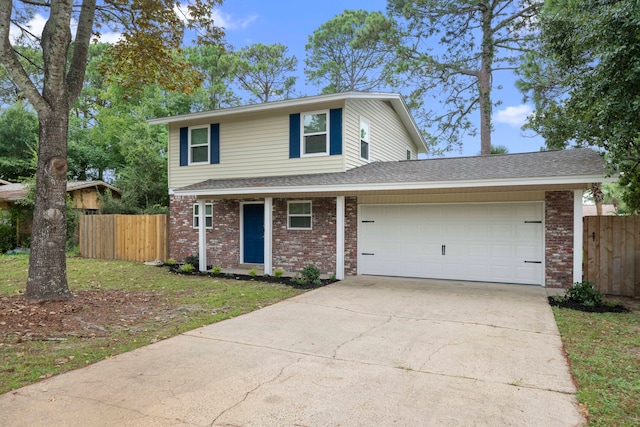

left=301, top=264, right=321, bottom=284
left=329, top=274, right=337, bottom=282
left=66, top=244, right=80, bottom=257
left=274, top=269, right=284, bottom=279
left=211, top=265, right=222, bottom=275
left=248, top=268, right=257, bottom=278
left=0, top=209, right=16, bottom=253
left=184, top=253, right=199, bottom=267
left=178, top=263, right=195, bottom=274
left=165, top=258, right=177, bottom=266
left=294, top=277, right=309, bottom=286
left=565, top=280, right=602, bottom=307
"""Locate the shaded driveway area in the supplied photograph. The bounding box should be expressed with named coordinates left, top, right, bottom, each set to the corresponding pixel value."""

left=0, top=277, right=583, bottom=426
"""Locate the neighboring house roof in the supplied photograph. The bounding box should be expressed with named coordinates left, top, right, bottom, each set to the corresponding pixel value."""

left=0, top=181, right=121, bottom=203
left=66, top=181, right=121, bottom=194
left=0, top=179, right=10, bottom=185
left=148, top=91, right=428, bottom=154
left=583, top=204, right=617, bottom=216
left=176, top=148, right=612, bottom=196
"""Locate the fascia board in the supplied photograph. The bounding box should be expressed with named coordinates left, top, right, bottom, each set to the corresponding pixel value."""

left=173, top=174, right=615, bottom=197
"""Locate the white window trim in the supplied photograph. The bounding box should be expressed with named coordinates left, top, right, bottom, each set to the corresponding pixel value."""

left=287, top=200, right=312, bottom=230
left=188, top=125, right=210, bottom=165
left=300, top=110, right=329, bottom=157
left=360, top=117, right=371, bottom=162
left=193, top=203, right=213, bottom=229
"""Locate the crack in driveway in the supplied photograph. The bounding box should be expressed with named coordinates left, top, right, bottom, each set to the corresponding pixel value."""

left=293, top=300, right=557, bottom=336
left=209, top=355, right=306, bottom=427
left=331, top=316, right=393, bottom=359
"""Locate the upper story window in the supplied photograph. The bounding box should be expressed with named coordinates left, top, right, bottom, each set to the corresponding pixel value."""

left=302, top=111, right=328, bottom=156
left=360, top=118, right=370, bottom=161
left=406, top=148, right=412, bottom=160
left=189, top=126, right=209, bottom=164
left=193, top=203, right=213, bottom=229
left=288, top=201, right=312, bottom=230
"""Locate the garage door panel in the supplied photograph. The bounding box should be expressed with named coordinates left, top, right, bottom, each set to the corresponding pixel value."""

left=359, top=203, right=543, bottom=285
left=516, top=244, right=540, bottom=259
left=489, top=244, right=514, bottom=257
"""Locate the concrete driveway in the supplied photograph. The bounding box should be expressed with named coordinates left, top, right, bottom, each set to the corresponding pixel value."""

left=0, top=276, right=583, bottom=426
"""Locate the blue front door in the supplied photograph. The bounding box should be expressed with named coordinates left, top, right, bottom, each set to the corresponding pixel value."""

left=243, top=204, right=264, bottom=264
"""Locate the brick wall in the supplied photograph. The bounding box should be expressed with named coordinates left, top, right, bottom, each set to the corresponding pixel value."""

left=208, top=199, right=241, bottom=268
left=169, top=196, right=241, bottom=267
left=171, top=195, right=355, bottom=275
left=168, top=195, right=199, bottom=262
left=273, top=197, right=337, bottom=274
left=545, top=191, right=574, bottom=288
left=344, top=197, right=358, bottom=276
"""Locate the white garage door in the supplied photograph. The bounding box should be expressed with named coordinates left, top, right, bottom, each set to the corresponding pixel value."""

left=358, top=203, right=544, bottom=285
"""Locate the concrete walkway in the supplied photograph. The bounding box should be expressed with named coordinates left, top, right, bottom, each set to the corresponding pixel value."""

left=0, top=277, right=584, bottom=426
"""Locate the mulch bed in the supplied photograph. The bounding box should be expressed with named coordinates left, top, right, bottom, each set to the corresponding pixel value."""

left=548, top=297, right=630, bottom=313
left=168, top=266, right=334, bottom=290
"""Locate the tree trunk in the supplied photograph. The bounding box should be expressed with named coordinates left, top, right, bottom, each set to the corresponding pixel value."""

left=479, top=4, right=493, bottom=156
left=592, top=182, right=604, bottom=216
left=25, top=109, right=72, bottom=302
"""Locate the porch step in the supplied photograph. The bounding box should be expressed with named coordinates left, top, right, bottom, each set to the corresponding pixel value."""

left=238, top=264, right=264, bottom=270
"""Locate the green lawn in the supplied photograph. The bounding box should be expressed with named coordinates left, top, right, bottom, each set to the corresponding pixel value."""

left=552, top=304, right=640, bottom=426
left=0, top=255, right=306, bottom=394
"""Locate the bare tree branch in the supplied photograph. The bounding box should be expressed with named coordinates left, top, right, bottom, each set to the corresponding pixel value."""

left=0, top=0, right=48, bottom=113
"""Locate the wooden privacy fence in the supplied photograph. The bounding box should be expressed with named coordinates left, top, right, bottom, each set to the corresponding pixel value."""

left=583, top=215, right=640, bottom=297
left=79, top=214, right=168, bottom=263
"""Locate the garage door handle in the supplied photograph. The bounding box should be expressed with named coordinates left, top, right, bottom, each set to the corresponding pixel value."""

left=361, top=220, right=375, bottom=223
left=441, top=245, right=446, bottom=256
left=524, top=221, right=542, bottom=224
left=362, top=252, right=375, bottom=256
left=524, top=261, right=542, bottom=264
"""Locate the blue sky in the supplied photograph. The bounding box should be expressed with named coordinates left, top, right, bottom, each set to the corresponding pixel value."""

left=214, top=0, right=545, bottom=157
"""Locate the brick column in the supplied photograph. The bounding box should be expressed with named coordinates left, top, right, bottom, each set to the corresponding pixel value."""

left=545, top=191, right=575, bottom=288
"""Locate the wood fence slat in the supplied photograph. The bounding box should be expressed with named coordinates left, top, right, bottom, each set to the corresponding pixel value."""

left=611, top=218, right=621, bottom=295
left=79, top=214, right=169, bottom=264
left=623, top=218, right=635, bottom=296
left=629, top=217, right=640, bottom=297
left=584, top=215, right=640, bottom=297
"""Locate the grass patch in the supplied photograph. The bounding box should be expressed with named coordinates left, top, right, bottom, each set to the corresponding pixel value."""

left=0, top=255, right=306, bottom=394
left=553, top=304, right=640, bottom=426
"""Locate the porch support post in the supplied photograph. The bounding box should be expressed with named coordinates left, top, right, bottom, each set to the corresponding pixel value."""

left=336, top=196, right=345, bottom=280
left=573, top=189, right=583, bottom=283
left=198, top=199, right=207, bottom=272
left=264, top=197, right=273, bottom=275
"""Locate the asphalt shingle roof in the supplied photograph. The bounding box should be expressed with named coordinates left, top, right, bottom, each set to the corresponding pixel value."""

left=178, top=148, right=607, bottom=193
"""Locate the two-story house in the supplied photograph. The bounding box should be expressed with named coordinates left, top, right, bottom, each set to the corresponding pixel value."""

left=150, top=92, right=608, bottom=288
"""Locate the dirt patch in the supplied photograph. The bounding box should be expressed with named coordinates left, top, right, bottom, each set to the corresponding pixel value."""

left=0, top=290, right=166, bottom=342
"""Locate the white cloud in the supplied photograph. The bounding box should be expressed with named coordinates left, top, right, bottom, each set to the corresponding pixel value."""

left=493, top=104, right=533, bottom=127
left=93, top=30, right=122, bottom=44
left=9, top=13, right=47, bottom=44
left=175, top=4, right=257, bottom=30
left=211, top=9, right=257, bottom=30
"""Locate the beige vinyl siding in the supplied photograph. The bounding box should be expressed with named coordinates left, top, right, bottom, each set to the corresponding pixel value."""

left=357, top=190, right=546, bottom=205
left=168, top=107, right=345, bottom=189
left=344, top=98, right=417, bottom=170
